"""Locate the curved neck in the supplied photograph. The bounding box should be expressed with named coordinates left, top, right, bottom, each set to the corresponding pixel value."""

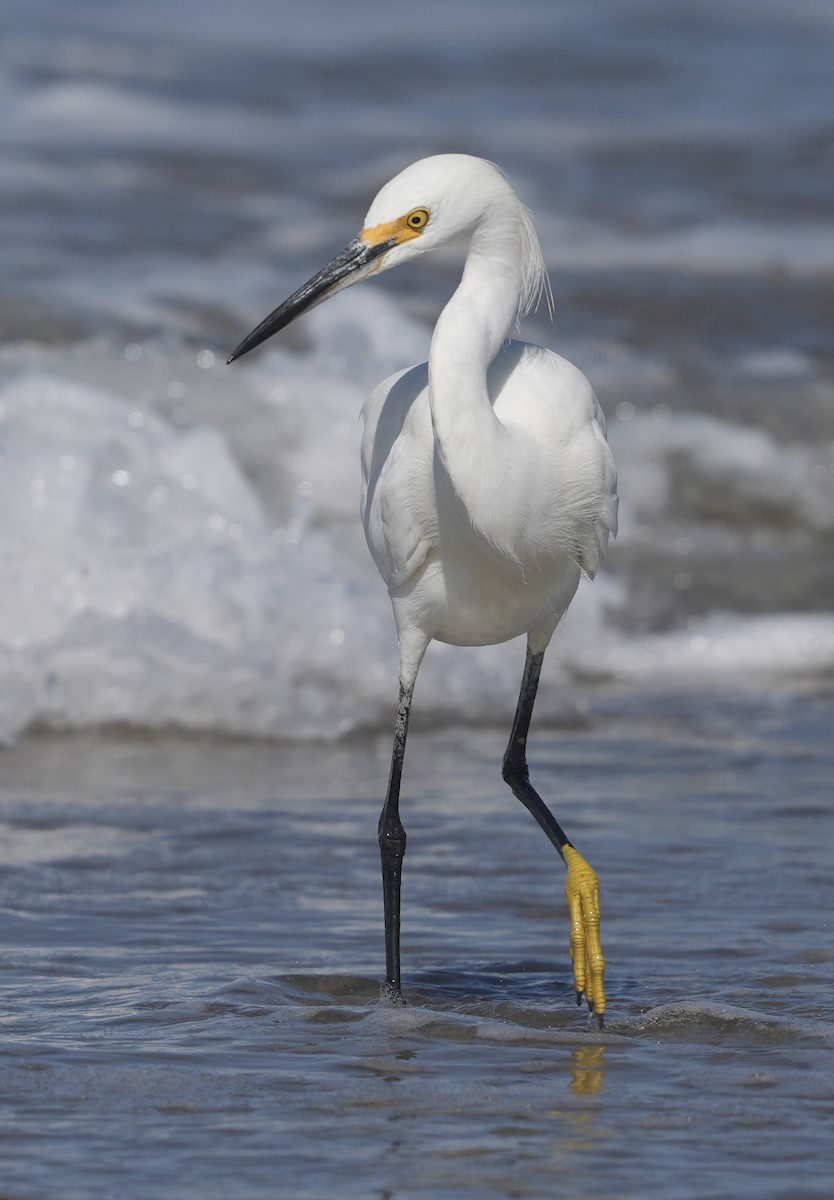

left=430, top=206, right=524, bottom=388
left=427, top=201, right=526, bottom=547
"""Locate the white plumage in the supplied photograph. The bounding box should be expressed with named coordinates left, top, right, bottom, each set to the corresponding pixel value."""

left=229, top=153, right=617, bottom=1023
left=361, top=344, right=616, bottom=661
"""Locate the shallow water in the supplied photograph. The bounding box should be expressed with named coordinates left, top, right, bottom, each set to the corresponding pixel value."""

left=2, top=688, right=832, bottom=1199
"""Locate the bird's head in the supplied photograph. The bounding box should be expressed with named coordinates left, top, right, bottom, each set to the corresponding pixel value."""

left=227, top=155, right=518, bottom=364
left=359, top=153, right=512, bottom=266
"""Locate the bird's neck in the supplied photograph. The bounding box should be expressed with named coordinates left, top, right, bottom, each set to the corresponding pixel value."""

left=427, top=207, right=525, bottom=550
left=431, top=212, right=522, bottom=385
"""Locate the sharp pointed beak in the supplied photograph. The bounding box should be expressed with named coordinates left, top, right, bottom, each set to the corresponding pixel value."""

left=227, top=235, right=395, bottom=364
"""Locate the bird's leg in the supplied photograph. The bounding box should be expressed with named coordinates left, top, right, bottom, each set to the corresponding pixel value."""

left=378, top=678, right=413, bottom=1002
left=501, top=645, right=605, bottom=1024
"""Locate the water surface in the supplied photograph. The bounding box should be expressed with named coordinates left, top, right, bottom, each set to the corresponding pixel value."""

left=2, top=689, right=832, bottom=1198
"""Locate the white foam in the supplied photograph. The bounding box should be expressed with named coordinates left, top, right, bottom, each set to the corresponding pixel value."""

left=583, top=611, right=834, bottom=685
left=3, top=293, right=833, bottom=742
left=0, top=368, right=383, bottom=740
left=609, top=410, right=834, bottom=542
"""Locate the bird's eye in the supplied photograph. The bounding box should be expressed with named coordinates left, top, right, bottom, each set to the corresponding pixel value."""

left=405, top=208, right=430, bottom=230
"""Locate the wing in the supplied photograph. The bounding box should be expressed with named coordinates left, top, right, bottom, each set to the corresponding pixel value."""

left=360, top=362, right=437, bottom=591
left=360, top=344, right=617, bottom=591
left=491, top=342, right=618, bottom=579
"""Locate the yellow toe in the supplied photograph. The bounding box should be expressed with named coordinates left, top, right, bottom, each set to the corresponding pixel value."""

left=563, top=844, right=605, bottom=1021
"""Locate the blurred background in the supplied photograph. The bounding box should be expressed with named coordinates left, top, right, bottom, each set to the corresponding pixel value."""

left=2, top=0, right=834, bottom=742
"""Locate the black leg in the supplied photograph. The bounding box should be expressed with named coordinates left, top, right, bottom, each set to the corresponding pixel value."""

left=502, top=643, right=606, bottom=1024
left=501, top=646, right=570, bottom=859
left=378, top=679, right=413, bottom=1000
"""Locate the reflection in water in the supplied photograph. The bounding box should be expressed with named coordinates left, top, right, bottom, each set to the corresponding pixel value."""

left=569, top=1045, right=605, bottom=1097
left=542, top=1047, right=607, bottom=1196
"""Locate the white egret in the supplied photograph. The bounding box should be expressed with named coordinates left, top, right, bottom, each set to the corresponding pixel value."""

left=228, top=154, right=617, bottom=1023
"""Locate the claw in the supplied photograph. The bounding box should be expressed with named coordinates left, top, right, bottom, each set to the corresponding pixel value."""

left=563, top=844, right=605, bottom=1021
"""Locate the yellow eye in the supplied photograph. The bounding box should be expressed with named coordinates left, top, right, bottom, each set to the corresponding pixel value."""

left=405, top=208, right=430, bottom=230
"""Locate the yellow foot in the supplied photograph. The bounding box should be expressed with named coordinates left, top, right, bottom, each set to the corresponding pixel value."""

left=563, top=844, right=605, bottom=1024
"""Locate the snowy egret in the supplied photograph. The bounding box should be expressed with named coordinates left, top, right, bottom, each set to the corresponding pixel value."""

left=228, top=154, right=617, bottom=1022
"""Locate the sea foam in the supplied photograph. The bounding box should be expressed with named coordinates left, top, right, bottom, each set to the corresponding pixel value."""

left=2, top=288, right=833, bottom=741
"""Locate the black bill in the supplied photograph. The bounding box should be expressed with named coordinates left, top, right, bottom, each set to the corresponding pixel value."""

left=227, top=235, right=395, bottom=364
